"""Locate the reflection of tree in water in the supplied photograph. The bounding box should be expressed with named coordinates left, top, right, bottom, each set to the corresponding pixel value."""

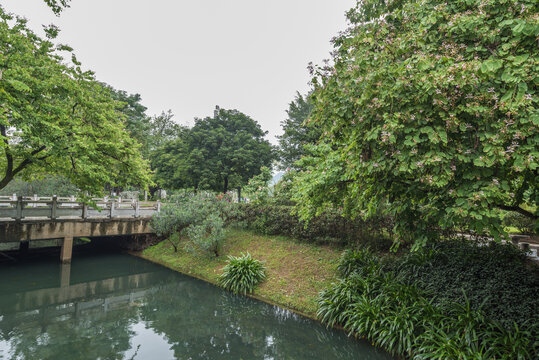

left=141, top=278, right=391, bottom=360
left=0, top=300, right=138, bottom=360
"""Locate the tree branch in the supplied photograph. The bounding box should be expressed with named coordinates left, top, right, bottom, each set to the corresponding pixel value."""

left=11, top=145, right=48, bottom=177
left=496, top=204, right=537, bottom=220
left=0, top=125, right=13, bottom=177
left=0, top=125, right=14, bottom=189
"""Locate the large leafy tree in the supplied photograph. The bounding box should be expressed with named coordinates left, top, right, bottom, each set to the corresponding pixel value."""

left=153, top=107, right=274, bottom=192
left=277, top=92, right=320, bottom=170
left=0, top=8, right=151, bottom=194
left=293, top=0, right=538, bottom=246
left=107, top=86, right=151, bottom=154
left=148, top=110, right=185, bottom=152
left=151, top=132, right=191, bottom=190
left=107, top=88, right=183, bottom=159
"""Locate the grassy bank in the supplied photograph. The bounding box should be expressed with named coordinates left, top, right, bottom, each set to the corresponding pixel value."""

left=138, top=228, right=342, bottom=316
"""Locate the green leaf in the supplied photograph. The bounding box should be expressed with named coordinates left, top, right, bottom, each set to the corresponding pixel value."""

left=481, top=59, right=503, bottom=74
left=6, top=79, right=32, bottom=93
left=513, top=54, right=529, bottom=65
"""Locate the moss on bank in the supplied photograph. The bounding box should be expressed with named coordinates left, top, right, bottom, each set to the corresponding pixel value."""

left=138, top=229, right=341, bottom=316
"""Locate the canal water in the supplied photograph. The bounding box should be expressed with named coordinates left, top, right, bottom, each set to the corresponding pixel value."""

left=0, top=253, right=392, bottom=360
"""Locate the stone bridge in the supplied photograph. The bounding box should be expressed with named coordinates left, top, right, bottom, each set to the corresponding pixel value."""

left=0, top=196, right=160, bottom=262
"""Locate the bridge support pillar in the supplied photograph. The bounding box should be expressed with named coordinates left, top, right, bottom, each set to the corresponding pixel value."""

left=60, top=236, right=73, bottom=263
left=60, top=262, right=71, bottom=287
left=19, top=241, right=29, bottom=258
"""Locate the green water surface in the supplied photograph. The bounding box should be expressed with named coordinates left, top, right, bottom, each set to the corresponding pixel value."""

left=0, top=253, right=392, bottom=360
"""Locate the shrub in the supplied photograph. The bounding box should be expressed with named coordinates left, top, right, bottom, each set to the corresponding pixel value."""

left=390, top=239, right=539, bottom=330
left=229, top=203, right=393, bottom=247
left=219, top=253, right=266, bottom=295
left=243, top=166, right=273, bottom=204
left=503, top=211, right=538, bottom=235
left=151, top=192, right=232, bottom=256
left=317, top=240, right=539, bottom=358
left=336, top=248, right=380, bottom=278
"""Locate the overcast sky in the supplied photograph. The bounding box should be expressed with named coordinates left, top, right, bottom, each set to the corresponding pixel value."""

left=1, top=0, right=355, bottom=143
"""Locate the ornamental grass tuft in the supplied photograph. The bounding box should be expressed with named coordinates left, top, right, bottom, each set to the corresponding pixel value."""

left=318, top=244, right=538, bottom=359
left=219, top=252, right=266, bottom=295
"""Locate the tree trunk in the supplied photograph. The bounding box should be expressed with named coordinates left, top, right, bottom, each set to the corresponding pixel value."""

left=223, top=176, right=228, bottom=194
left=167, top=238, right=178, bottom=253
left=0, top=175, right=13, bottom=191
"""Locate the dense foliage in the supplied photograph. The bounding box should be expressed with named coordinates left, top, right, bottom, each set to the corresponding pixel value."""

left=107, top=87, right=151, bottom=155
left=107, top=87, right=185, bottom=164
left=152, top=107, right=274, bottom=193
left=277, top=92, right=320, bottom=170
left=293, top=0, right=539, bottom=246
left=503, top=211, right=537, bottom=234
left=151, top=192, right=235, bottom=256
left=318, top=243, right=538, bottom=359
left=242, top=166, right=273, bottom=204
left=219, top=252, right=266, bottom=295
left=230, top=203, right=393, bottom=248
left=388, top=239, right=539, bottom=330
left=0, top=7, right=151, bottom=194
left=0, top=175, right=77, bottom=196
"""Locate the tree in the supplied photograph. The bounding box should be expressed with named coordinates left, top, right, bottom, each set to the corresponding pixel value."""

left=152, top=107, right=274, bottom=193
left=151, top=134, right=191, bottom=190
left=107, top=88, right=184, bottom=160
left=151, top=192, right=232, bottom=256
left=293, top=0, right=538, bottom=246
left=277, top=92, right=320, bottom=170
left=107, top=86, right=151, bottom=154
left=0, top=8, right=151, bottom=194
left=147, top=110, right=185, bottom=152
left=190, top=107, right=274, bottom=193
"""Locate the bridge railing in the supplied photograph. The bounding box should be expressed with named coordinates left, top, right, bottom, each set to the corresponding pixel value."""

left=0, top=195, right=160, bottom=221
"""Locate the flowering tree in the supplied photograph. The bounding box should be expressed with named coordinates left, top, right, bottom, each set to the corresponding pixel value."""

left=293, top=0, right=538, bottom=246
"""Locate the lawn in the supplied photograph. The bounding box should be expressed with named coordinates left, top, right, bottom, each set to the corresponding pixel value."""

left=138, top=228, right=343, bottom=317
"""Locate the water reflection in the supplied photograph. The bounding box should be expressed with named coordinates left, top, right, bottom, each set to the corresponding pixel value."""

left=0, top=254, right=392, bottom=360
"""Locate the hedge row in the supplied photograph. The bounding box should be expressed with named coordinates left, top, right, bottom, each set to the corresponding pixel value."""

left=229, top=203, right=394, bottom=249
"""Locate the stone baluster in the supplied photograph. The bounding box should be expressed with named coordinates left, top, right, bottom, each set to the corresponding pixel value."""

left=15, top=195, right=23, bottom=221
left=82, top=202, right=88, bottom=219
left=51, top=196, right=58, bottom=220
left=134, top=201, right=140, bottom=218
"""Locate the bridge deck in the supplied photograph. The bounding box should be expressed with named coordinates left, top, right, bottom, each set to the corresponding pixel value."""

left=0, top=196, right=160, bottom=263
left=0, top=196, right=160, bottom=221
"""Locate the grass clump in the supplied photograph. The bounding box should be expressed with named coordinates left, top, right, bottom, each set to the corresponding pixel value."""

left=219, top=252, right=266, bottom=295
left=336, top=248, right=379, bottom=278
left=318, top=243, right=538, bottom=359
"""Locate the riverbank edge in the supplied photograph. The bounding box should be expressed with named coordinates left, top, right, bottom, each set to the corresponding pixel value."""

left=131, top=250, right=320, bottom=321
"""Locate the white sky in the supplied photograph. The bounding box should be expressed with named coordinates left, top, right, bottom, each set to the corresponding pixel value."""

left=1, top=0, right=355, bottom=144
